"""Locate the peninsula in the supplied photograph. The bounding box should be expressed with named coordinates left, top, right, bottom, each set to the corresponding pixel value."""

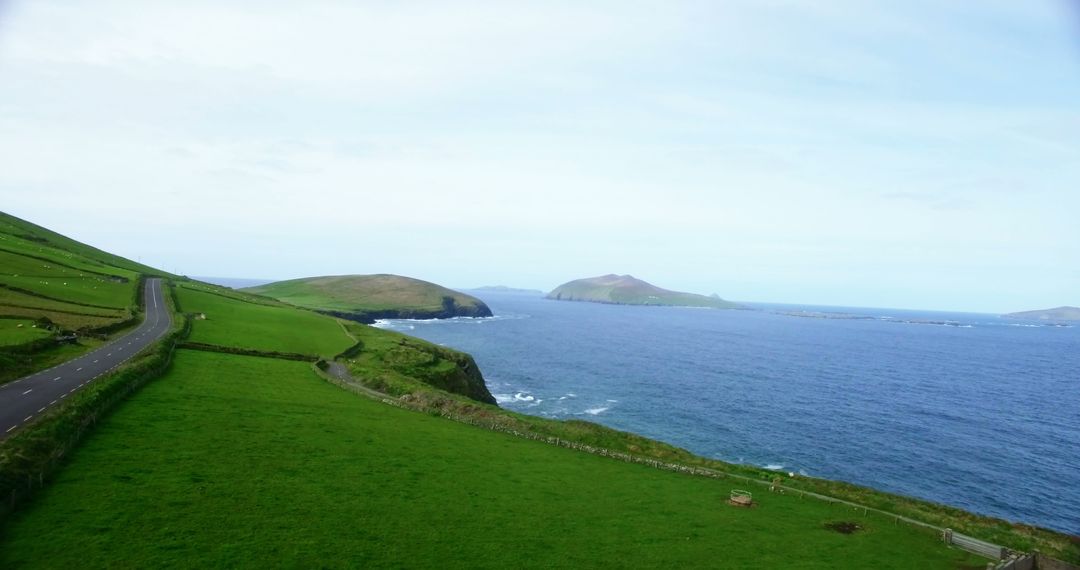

left=1004, top=306, right=1080, bottom=321
left=547, top=274, right=738, bottom=309
left=244, top=274, right=493, bottom=322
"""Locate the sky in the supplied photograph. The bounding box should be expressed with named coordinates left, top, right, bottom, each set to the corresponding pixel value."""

left=1, top=1, right=1078, bottom=313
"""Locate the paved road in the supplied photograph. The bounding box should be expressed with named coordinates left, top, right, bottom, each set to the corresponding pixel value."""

left=0, top=278, right=172, bottom=439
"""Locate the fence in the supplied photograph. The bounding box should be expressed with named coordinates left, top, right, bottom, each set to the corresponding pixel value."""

left=994, top=554, right=1035, bottom=570
left=944, top=529, right=1007, bottom=560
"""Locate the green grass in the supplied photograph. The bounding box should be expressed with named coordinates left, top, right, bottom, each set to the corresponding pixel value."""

left=176, top=284, right=353, bottom=357
left=0, top=318, right=50, bottom=346
left=0, top=286, right=127, bottom=318
left=0, top=351, right=984, bottom=569
left=0, top=250, right=136, bottom=311
left=341, top=322, right=495, bottom=403
left=0, top=211, right=164, bottom=277
left=244, top=274, right=489, bottom=315
left=339, top=325, right=1080, bottom=562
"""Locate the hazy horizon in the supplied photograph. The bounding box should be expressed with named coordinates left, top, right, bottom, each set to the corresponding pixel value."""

left=3, top=1, right=1078, bottom=313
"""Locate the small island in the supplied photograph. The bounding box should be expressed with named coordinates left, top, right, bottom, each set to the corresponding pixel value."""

left=1003, top=306, right=1080, bottom=322
left=469, top=285, right=544, bottom=295
left=547, top=274, right=739, bottom=309
left=244, top=274, right=493, bottom=323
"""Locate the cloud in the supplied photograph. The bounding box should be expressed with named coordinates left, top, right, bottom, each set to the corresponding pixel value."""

left=1, top=0, right=1078, bottom=311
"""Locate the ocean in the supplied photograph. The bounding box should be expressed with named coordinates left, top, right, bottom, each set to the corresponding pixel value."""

left=374, top=291, right=1080, bottom=535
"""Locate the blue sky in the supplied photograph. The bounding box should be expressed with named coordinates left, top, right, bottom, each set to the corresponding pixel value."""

left=1, top=1, right=1078, bottom=312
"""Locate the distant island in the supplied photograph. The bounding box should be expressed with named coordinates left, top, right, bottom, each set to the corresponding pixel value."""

left=546, top=274, right=739, bottom=309
left=244, top=274, right=493, bottom=322
left=469, top=285, right=544, bottom=295
left=1004, top=306, right=1080, bottom=321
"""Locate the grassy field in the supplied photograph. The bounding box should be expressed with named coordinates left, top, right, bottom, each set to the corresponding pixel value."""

left=0, top=212, right=162, bottom=277
left=0, top=350, right=984, bottom=569
left=245, top=274, right=491, bottom=316
left=0, top=318, right=50, bottom=346
left=176, top=284, right=353, bottom=357
left=0, top=212, right=151, bottom=383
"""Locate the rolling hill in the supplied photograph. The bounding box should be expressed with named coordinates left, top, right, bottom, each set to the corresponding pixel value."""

left=547, top=274, right=739, bottom=309
left=244, top=274, right=493, bottom=322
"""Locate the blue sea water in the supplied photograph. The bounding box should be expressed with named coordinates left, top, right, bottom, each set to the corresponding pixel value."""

left=376, top=291, right=1080, bottom=535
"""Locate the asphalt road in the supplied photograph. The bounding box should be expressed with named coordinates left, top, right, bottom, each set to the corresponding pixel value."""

left=0, top=278, right=172, bottom=439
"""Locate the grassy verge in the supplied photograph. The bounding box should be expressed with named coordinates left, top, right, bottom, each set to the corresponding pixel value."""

left=0, top=350, right=984, bottom=569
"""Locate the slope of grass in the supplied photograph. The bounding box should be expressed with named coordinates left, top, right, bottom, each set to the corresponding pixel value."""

left=0, top=287, right=127, bottom=318
left=341, top=329, right=1080, bottom=562
left=176, top=284, right=352, bottom=357
left=0, top=211, right=165, bottom=277
left=0, top=350, right=984, bottom=569
left=0, top=318, right=50, bottom=346
left=245, top=274, right=491, bottom=318
left=341, top=322, right=496, bottom=404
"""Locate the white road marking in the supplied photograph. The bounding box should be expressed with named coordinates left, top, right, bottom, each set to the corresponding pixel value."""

left=37, top=407, right=45, bottom=413
left=60, top=394, right=67, bottom=399
left=49, top=400, right=57, bottom=405
left=107, top=353, right=112, bottom=356
left=52, top=376, right=61, bottom=381
left=23, top=416, right=32, bottom=422
left=21, top=389, right=32, bottom=395
left=5, top=426, right=14, bottom=433
left=94, top=360, right=99, bottom=363
left=77, top=367, right=83, bottom=371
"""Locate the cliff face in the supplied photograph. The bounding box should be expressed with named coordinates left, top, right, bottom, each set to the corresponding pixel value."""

left=547, top=274, right=738, bottom=309
left=344, top=324, right=497, bottom=405
left=322, top=296, right=492, bottom=324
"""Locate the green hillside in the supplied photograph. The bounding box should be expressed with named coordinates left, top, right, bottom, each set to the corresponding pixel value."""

left=0, top=211, right=163, bottom=383
left=0, top=351, right=982, bottom=568
left=2, top=213, right=1076, bottom=566
left=244, top=274, right=493, bottom=322
left=175, top=282, right=353, bottom=357
left=548, top=274, right=739, bottom=309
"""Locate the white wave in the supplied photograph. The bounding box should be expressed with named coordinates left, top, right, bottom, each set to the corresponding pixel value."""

left=371, top=319, right=393, bottom=329
left=493, top=393, right=516, bottom=404
left=566, top=393, right=577, bottom=398
left=606, top=399, right=619, bottom=403
left=584, top=406, right=609, bottom=415
left=764, top=463, right=784, bottom=470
